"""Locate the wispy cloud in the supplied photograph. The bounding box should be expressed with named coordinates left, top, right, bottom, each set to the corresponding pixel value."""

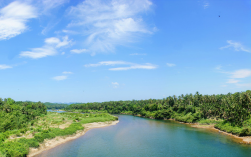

left=230, top=69, right=251, bottom=78
left=166, top=63, right=176, bottom=67
left=66, top=0, right=154, bottom=55
left=52, top=75, right=67, bottom=81
left=0, top=1, right=37, bottom=40
left=85, top=61, right=129, bottom=67
left=216, top=67, right=251, bottom=86
left=0, top=64, right=12, bottom=69
left=40, top=0, right=69, bottom=14
left=62, top=71, right=73, bottom=74
left=109, top=63, right=156, bottom=71
left=130, top=53, right=146, bottom=56
left=20, top=46, right=57, bottom=59
left=70, top=49, right=88, bottom=54
left=204, top=2, right=209, bottom=9
left=220, top=40, right=250, bottom=52
left=215, top=65, right=222, bottom=70
left=20, top=36, right=72, bottom=59
left=38, top=0, right=69, bottom=34
left=226, top=79, right=240, bottom=84
left=85, top=61, right=157, bottom=71
left=112, top=82, right=119, bottom=88
left=236, top=83, right=251, bottom=87
left=62, top=29, right=78, bottom=34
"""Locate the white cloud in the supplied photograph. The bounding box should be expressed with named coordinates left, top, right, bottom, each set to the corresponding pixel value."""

left=230, top=69, right=251, bottom=78
left=220, top=40, right=250, bottom=52
left=0, top=1, right=37, bottom=40
left=20, top=46, right=57, bottom=59
left=166, top=63, right=176, bottom=67
left=85, top=61, right=157, bottom=71
left=45, top=37, right=60, bottom=44
left=45, top=36, right=72, bottom=48
left=130, top=53, right=146, bottom=56
left=85, top=61, right=129, bottom=67
left=112, top=82, right=119, bottom=88
left=109, top=63, right=157, bottom=71
left=215, top=67, right=251, bottom=85
left=0, top=64, right=12, bottom=69
left=56, top=36, right=72, bottom=48
left=52, top=75, right=67, bottom=81
left=62, top=71, right=73, bottom=74
left=236, top=83, right=251, bottom=87
left=70, top=49, right=88, bottom=54
left=226, top=79, right=240, bottom=84
left=204, top=2, right=209, bottom=9
left=61, top=52, right=65, bottom=55
left=67, top=0, right=154, bottom=54
left=20, top=36, right=72, bottom=59
left=62, top=29, right=78, bottom=34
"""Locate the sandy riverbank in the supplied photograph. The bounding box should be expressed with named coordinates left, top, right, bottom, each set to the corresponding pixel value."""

left=27, top=120, right=119, bottom=157
left=191, top=124, right=251, bottom=144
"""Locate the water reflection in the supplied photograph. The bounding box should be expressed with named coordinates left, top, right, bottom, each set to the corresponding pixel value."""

left=47, top=110, right=66, bottom=113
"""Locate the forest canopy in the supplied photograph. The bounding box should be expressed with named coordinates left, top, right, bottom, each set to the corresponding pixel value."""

left=65, top=90, right=251, bottom=135
left=0, top=98, right=47, bottom=132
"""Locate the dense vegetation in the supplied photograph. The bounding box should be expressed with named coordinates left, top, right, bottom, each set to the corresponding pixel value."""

left=0, top=98, right=47, bottom=133
left=0, top=98, right=117, bottom=157
left=44, top=102, right=68, bottom=110
left=65, top=90, right=251, bottom=136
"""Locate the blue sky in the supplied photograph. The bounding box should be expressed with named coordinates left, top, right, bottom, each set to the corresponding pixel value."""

left=0, top=0, right=250, bottom=103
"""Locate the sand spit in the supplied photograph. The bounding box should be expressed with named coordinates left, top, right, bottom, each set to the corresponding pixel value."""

left=28, top=120, right=119, bottom=157
left=191, top=124, right=251, bottom=144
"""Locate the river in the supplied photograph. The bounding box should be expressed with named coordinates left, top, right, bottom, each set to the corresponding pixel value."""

left=36, top=115, right=251, bottom=157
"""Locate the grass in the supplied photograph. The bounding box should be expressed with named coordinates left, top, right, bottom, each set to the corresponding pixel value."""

left=0, top=112, right=117, bottom=157
left=198, top=119, right=221, bottom=125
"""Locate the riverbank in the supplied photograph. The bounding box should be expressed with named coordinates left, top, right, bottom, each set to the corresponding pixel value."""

left=134, top=114, right=251, bottom=145
left=191, top=124, right=251, bottom=144
left=47, top=112, right=251, bottom=145
left=28, top=120, right=119, bottom=157
left=0, top=111, right=118, bottom=157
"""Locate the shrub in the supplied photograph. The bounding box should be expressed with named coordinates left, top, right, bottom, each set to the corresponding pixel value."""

left=16, top=131, right=21, bottom=137
left=175, top=113, right=195, bottom=123
left=41, top=132, right=56, bottom=140
left=0, top=134, right=7, bottom=142
left=240, top=128, right=250, bottom=136
left=18, top=138, right=39, bottom=148
left=34, top=134, right=44, bottom=143
left=1, top=141, right=29, bottom=157
left=198, top=119, right=218, bottom=125
left=0, top=151, right=6, bottom=157
left=215, top=121, right=243, bottom=135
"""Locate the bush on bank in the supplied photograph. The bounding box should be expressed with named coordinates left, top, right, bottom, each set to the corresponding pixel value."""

left=0, top=111, right=117, bottom=157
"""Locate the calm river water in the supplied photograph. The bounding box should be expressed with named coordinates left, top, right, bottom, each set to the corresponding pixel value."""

left=36, top=115, right=251, bottom=157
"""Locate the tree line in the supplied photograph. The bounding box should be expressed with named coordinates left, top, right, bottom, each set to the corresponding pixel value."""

left=65, top=90, right=251, bottom=134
